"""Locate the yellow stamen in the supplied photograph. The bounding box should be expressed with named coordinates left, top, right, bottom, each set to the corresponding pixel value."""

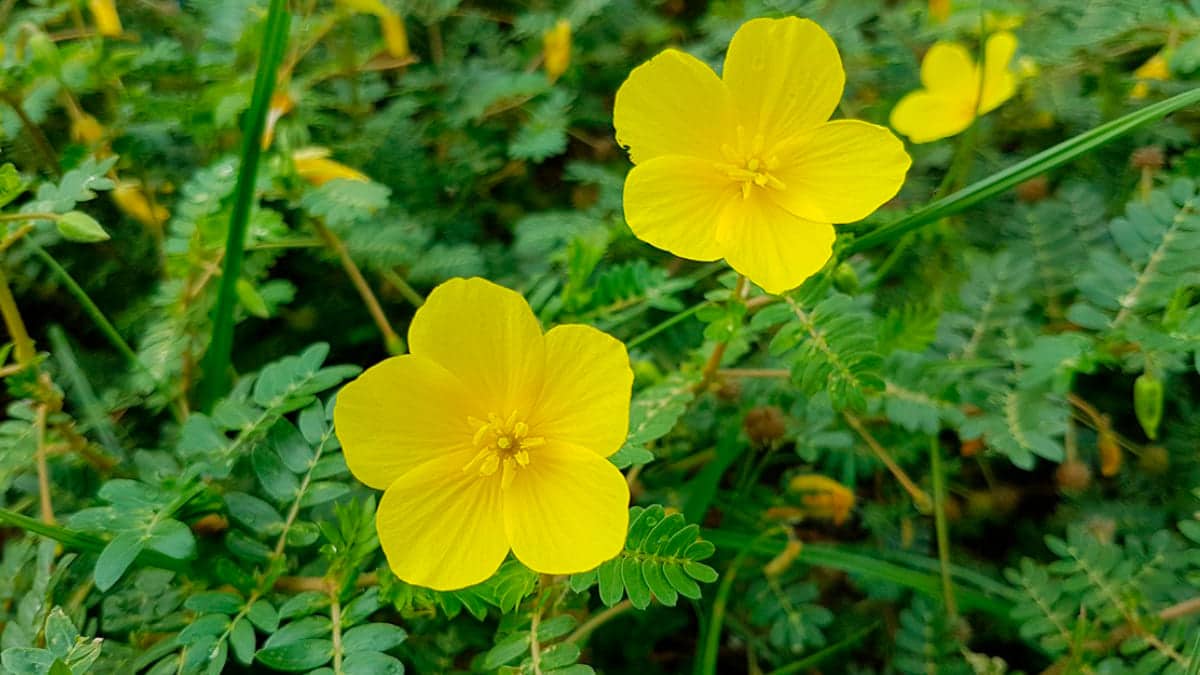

left=463, top=411, right=544, bottom=487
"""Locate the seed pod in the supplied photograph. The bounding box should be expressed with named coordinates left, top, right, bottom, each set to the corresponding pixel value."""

left=1098, top=429, right=1122, bottom=477
left=743, top=405, right=786, bottom=444
left=1055, top=460, right=1092, bottom=493
left=1133, top=373, right=1164, bottom=440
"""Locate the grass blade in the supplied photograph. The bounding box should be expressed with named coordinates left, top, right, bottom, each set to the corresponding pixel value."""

left=844, top=87, right=1200, bottom=256
left=197, top=0, right=291, bottom=411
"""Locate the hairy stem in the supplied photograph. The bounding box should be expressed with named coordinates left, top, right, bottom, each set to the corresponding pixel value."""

left=844, top=412, right=932, bottom=512
left=313, top=220, right=403, bottom=352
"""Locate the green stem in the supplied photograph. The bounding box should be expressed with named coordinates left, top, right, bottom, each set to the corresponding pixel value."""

left=844, top=87, right=1200, bottom=256
left=0, top=507, right=190, bottom=574
left=47, top=325, right=123, bottom=458
left=197, top=0, right=290, bottom=411
left=930, top=436, right=958, bottom=620
left=627, top=301, right=708, bottom=349
left=0, top=263, right=36, bottom=365
left=765, top=622, right=880, bottom=675
left=696, top=544, right=754, bottom=675
left=379, top=268, right=425, bottom=308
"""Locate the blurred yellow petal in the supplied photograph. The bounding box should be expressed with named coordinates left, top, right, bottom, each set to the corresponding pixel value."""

left=890, top=90, right=974, bottom=143
left=788, top=474, right=856, bottom=525
left=529, top=325, right=632, bottom=457
left=770, top=120, right=910, bottom=224
left=379, top=12, right=410, bottom=59
left=720, top=195, right=836, bottom=295
left=111, top=183, right=168, bottom=227
left=408, top=277, right=545, bottom=416
left=293, top=147, right=369, bottom=185
left=262, top=91, right=294, bottom=150
left=377, top=451, right=509, bottom=590
left=614, top=49, right=737, bottom=164
left=503, top=442, right=629, bottom=574
left=71, top=114, right=105, bottom=145
left=543, top=19, right=571, bottom=82
left=920, top=42, right=977, bottom=93
left=333, top=355, right=477, bottom=490
left=1135, top=52, right=1170, bottom=80
left=722, top=17, right=844, bottom=147
left=88, top=0, right=122, bottom=37
left=623, top=155, right=738, bottom=262
left=929, top=0, right=951, bottom=22
left=979, top=31, right=1018, bottom=114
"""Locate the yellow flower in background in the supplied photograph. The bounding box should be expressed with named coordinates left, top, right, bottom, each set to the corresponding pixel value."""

left=614, top=17, right=911, bottom=294
left=543, top=19, right=572, bottom=82
left=111, top=182, right=168, bottom=227
left=339, top=0, right=410, bottom=59
left=334, top=278, right=633, bottom=590
left=788, top=474, right=855, bottom=525
left=262, top=91, right=295, bottom=150
left=88, top=0, right=122, bottom=37
left=293, top=147, right=369, bottom=185
left=1131, top=51, right=1170, bottom=100
left=890, top=31, right=1019, bottom=143
left=70, top=113, right=106, bottom=146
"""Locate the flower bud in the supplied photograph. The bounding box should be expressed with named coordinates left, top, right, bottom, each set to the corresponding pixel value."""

left=543, top=19, right=571, bottom=82
left=743, top=405, right=785, bottom=444
left=1133, top=373, right=1164, bottom=440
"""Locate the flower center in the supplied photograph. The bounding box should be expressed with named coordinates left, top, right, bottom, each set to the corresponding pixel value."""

left=463, top=411, right=545, bottom=489
left=717, top=125, right=787, bottom=200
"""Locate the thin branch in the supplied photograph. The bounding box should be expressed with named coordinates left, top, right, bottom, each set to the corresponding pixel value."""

left=843, top=412, right=932, bottom=512
left=34, top=402, right=55, bottom=524
left=313, top=220, right=403, bottom=352
left=566, top=599, right=634, bottom=644
left=0, top=263, right=36, bottom=366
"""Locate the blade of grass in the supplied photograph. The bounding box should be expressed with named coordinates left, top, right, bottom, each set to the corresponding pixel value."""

left=0, top=507, right=189, bottom=574
left=702, top=528, right=1015, bottom=618
left=197, top=0, right=290, bottom=412
left=47, top=325, right=123, bottom=458
left=765, top=622, right=879, bottom=675
left=844, top=87, right=1200, bottom=256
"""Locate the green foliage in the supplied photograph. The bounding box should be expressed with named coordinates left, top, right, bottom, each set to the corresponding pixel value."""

left=570, top=506, right=717, bottom=609
left=4, top=0, right=1200, bottom=673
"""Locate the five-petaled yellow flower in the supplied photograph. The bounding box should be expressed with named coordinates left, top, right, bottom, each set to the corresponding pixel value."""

left=614, top=17, right=911, bottom=295
left=334, top=277, right=633, bottom=590
left=890, top=32, right=1018, bottom=144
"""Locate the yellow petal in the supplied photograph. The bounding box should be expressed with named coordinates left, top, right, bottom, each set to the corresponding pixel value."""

left=770, top=120, right=910, bottom=224
left=377, top=451, right=509, bottom=590
left=979, top=31, right=1018, bottom=114
left=622, top=155, right=738, bottom=262
left=613, top=49, right=737, bottom=164
left=722, top=17, right=845, bottom=148
left=929, top=0, right=952, bottom=22
left=919, top=42, right=977, bottom=94
left=333, top=355, right=477, bottom=490
left=720, top=195, right=836, bottom=295
left=542, top=19, right=571, bottom=82
left=408, top=278, right=545, bottom=417
left=293, top=148, right=369, bottom=185
left=379, top=12, right=410, bottom=59
left=503, top=442, right=629, bottom=574
left=111, top=183, right=168, bottom=227
left=529, top=325, right=632, bottom=457
left=889, top=90, right=974, bottom=144
left=1135, top=52, right=1170, bottom=81
left=88, top=0, right=122, bottom=37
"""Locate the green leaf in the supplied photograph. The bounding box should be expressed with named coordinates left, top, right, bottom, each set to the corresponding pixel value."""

left=252, top=441, right=300, bottom=501
left=184, top=592, right=244, bottom=615
left=278, top=592, right=328, bottom=620
left=0, top=163, right=24, bottom=208
left=94, top=531, right=145, bottom=591
left=146, top=519, right=196, bottom=559
left=247, top=600, right=280, bottom=632
left=621, top=556, right=652, bottom=609
left=55, top=211, right=109, bottom=243
left=341, top=652, right=405, bottom=675
left=225, top=492, right=285, bottom=532
left=341, top=623, right=407, bottom=654
left=538, top=642, right=582, bottom=670
left=230, top=618, right=257, bottom=665
left=255, top=638, right=333, bottom=671
left=483, top=631, right=530, bottom=669
left=536, top=615, right=577, bottom=642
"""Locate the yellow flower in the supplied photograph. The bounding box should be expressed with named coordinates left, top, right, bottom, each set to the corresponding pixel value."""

left=334, top=277, right=634, bottom=590
left=1131, top=51, right=1170, bottom=100
left=890, top=31, right=1019, bottom=144
left=111, top=182, right=168, bottom=227
left=292, top=147, right=369, bottom=185
left=787, top=474, right=855, bottom=525
left=71, top=113, right=106, bottom=146
left=614, top=18, right=910, bottom=294
left=88, top=0, right=122, bottom=37
left=543, top=19, right=571, bottom=82
left=262, top=91, right=295, bottom=150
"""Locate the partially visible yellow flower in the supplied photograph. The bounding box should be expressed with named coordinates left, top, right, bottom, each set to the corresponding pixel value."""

left=614, top=17, right=911, bottom=294
left=292, top=147, right=369, bottom=185
left=890, top=31, right=1019, bottom=144
left=71, top=113, right=105, bottom=146
left=338, top=0, right=410, bottom=59
left=111, top=182, right=168, bottom=227
left=1131, top=51, right=1170, bottom=100
left=929, top=0, right=951, bottom=23
left=788, top=474, right=855, bottom=525
left=334, top=277, right=634, bottom=590
left=88, top=0, right=122, bottom=37
left=543, top=19, right=571, bottom=82
left=263, top=91, right=295, bottom=150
